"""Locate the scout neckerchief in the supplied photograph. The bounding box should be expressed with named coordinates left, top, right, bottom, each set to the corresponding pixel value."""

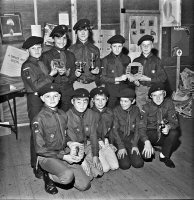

left=92, top=106, right=105, bottom=141
left=37, top=59, right=49, bottom=75
left=124, top=106, right=133, bottom=137
left=71, top=107, right=86, bottom=144
left=156, top=105, right=163, bottom=142
left=54, top=46, right=67, bottom=69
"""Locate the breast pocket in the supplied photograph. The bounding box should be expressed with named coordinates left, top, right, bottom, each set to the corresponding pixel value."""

left=106, top=64, right=115, bottom=78
left=45, top=128, right=58, bottom=144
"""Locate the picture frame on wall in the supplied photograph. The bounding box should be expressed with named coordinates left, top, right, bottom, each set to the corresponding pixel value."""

left=0, top=13, right=24, bottom=44
left=160, top=0, right=181, bottom=27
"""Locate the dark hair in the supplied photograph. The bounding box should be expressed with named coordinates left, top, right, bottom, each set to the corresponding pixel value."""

left=53, top=32, right=72, bottom=48
left=76, top=28, right=94, bottom=44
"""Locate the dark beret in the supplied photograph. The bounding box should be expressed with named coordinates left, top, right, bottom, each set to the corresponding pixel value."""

left=107, top=35, right=125, bottom=44
left=90, top=87, right=109, bottom=98
left=148, top=82, right=166, bottom=97
left=38, top=83, right=60, bottom=96
left=22, top=36, right=43, bottom=49
left=72, top=88, right=90, bottom=98
left=117, top=88, right=136, bottom=99
left=73, top=19, right=90, bottom=31
left=50, top=25, right=68, bottom=38
left=137, top=34, right=154, bottom=46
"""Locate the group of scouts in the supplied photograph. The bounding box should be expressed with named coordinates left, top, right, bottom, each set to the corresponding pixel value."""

left=21, top=18, right=179, bottom=195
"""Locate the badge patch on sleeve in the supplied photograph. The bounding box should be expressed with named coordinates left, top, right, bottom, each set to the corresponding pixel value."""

left=32, top=122, right=40, bottom=134
left=23, top=68, right=31, bottom=79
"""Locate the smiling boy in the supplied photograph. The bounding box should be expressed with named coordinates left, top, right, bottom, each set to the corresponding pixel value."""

left=138, top=82, right=179, bottom=168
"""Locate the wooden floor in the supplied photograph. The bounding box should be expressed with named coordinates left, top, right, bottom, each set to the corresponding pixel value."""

left=0, top=115, right=193, bottom=200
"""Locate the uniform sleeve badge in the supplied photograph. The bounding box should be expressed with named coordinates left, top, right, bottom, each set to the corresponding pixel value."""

left=32, top=122, right=40, bottom=134
left=23, top=68, right=31, bottom=79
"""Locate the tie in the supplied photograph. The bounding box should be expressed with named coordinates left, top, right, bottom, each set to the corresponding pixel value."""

left=38, top=60, right=49, bottom=75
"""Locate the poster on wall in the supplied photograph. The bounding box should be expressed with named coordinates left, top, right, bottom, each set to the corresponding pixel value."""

left=0, top=13, right=24, bottom=44
left=160, top=0, right=181, bottom=27
left=0, top=46, right=29, bottom=77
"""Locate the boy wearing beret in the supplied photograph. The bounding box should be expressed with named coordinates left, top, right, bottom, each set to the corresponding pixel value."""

left=90, top=87, right=119, bottom=172
left=32, top=83, right=91, bottom=194
left=42, top=25, right=80, bottom=112
left=112, top=88, right=144, bottom=170
left=21, top=36, right=57, bottom=179
left=131, top=34, right=167, bottom=110
left=69, top=19, right=101, bottom=92
left=101, top=34, right=131, bottom=108
left=138, top=82, right=179, bottom=168
left=66, top=88, right=103, bottom=179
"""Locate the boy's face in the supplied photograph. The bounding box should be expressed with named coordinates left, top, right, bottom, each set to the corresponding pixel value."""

left=72, top=97, right=89, bottom=113
left=77, top=28, right=89, bottom=43
left=28, top=44, right=42, bottom=59
left=120, top=97, right=134, bottom=110
left=40, top=91, right=61, bottom=109
left=54, top=34, right=67, bottom=49
left=140, top=40, right=153, bottom=56
left=111, top=43, right=123, bottom=56
left=93, top=94, right=108, bottom=111
left=151, top=90, right=165, bottom=106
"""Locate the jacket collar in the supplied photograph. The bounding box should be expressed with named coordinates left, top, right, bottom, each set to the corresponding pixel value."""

left=43, top=104, right=58, bottom=113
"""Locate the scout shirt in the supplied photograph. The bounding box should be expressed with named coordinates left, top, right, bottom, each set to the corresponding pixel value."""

left=69, top=40, right=101, bottom=85
left=41, top=47, right=77, bottom=90
left=66, top=107, right=100, bottom=157
left=91, top=106, right=114, bottom=142
left=113, top=105, right=141, bottom=148
left=133, top=52, right=167, bottom=87
left=138, top=98, right=179, bottom=143
left=21, top=56, right=53, bottom=93
left=32, top=105, right=69, bottom=159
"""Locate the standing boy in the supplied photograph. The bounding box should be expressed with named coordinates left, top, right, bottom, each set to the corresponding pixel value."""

left=138, top=82, right=179, bottom=168
left=113, top=88, right=144, bottom=170
left=101, top=35, right=131, bottom=108
left=90, top=87, right=119, bottom=172
left=32, top=83, right=90, bottom=194
left=132, top=34, right=167, bottom=109
left=69, top=19, right=101, bottom=92
left=42, top=25, right=80, bottom=111
left=21, top=36, right=57, bottom=178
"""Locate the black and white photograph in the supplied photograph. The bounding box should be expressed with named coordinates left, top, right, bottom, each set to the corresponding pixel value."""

left=0, top=1, right=193, bottom=200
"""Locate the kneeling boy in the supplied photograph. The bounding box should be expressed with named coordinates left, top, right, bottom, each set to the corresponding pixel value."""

left=90, top=87, right=119, bottom=172
left=138, top=82, right=179, bottom=168
left=66, top=88, right=103, bottom=179
left=32, top=83, right=90, bottom=195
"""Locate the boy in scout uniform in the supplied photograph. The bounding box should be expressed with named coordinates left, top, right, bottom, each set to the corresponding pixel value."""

left=132, top=34, right=167, bottom=110
left=90, top=87, right=119, bottom=172
left=32, top=83, right=91, bottom=194
left=69, top=19, right=101, bottom=92
left=66, top=88, right=103, bottom=179
left=101, top=34, right=131, bottom=108
left=21, top=36, right=57, bottom=179
left=42, top=25, right=80, bottom=112
left=138, top=82, right=179, bottom=168
left=113, top=88, right=144, bottom=170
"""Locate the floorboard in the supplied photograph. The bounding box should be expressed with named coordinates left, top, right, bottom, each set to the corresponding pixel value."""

left=0, top=115, right=193, bottom=200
